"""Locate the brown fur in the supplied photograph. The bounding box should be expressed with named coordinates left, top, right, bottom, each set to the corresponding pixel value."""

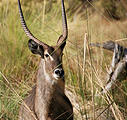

left=19, top=58, right=73, bottom=120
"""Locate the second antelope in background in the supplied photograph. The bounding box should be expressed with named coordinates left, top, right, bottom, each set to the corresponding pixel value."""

left=91, top=41, right=127, bottom=93
left=18, top=0, right=73, bottom=119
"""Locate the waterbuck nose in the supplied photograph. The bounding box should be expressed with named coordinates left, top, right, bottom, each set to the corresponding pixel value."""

left=54, top=68, right=64, bottom=78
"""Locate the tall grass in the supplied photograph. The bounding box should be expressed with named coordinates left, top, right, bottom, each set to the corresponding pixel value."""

left=0, top=0, right=127, bottom=120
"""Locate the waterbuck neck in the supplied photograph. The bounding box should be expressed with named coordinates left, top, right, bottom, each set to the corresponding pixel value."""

left=35, top=59, right=65, bottom=119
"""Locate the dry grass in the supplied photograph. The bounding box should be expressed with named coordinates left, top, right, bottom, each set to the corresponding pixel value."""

left=0, top=0, right=127, bottom=120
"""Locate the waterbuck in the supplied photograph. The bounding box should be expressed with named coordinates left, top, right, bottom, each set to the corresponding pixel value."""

left=18, top=0, right=73, bottom=119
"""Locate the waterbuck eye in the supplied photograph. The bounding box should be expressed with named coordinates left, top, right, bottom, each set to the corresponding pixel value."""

left=45, top=54, right=49, bottom=58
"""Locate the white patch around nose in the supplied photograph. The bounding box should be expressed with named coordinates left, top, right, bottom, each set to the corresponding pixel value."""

left=53, top=68, right=64, bottom=80
left=53, top=73, right=64, bottom=80
left=53, top=73, right=59, bottom=80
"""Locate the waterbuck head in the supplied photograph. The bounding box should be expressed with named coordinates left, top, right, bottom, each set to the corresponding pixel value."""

left=18, top=0, right=68, bottom=81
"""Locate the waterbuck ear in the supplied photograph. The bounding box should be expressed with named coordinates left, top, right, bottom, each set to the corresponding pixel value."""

left=57, top=35, right=66, bottom=51
left=28, top=39, right=44, bottom=58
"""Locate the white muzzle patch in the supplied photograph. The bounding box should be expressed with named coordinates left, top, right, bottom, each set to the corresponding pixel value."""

left=53, top=68, right=64, bottom=80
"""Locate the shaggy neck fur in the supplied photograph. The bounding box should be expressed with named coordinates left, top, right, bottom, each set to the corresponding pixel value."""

left=35, top=59, right=65, bottom=120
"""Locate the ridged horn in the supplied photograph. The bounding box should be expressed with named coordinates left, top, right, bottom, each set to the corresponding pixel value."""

left=57, top=0, right=68, bottom=46
left=18, top=0, right=49, bottom=48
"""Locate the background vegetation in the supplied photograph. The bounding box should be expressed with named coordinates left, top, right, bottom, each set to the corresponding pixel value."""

left=0, top=0, right=127, bottom=119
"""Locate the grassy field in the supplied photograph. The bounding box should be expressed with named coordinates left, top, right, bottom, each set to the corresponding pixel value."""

left=0, top=0, right=127, bottom=120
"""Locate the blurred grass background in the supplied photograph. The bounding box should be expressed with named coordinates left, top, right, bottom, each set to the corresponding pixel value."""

left=0, top=0, right=127, bottom=119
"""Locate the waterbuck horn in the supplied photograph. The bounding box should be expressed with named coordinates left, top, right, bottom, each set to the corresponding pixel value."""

left=18, top=0, right=49, bottom=48
left=57, top=0, right=68, bottom=48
